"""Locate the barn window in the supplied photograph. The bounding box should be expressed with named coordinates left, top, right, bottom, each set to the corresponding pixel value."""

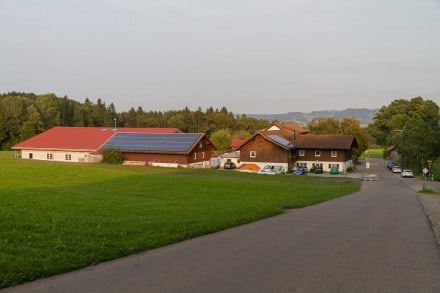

left=299, top=150, right=305, bottom=156
left=331, top=151, right=337, bottom=157
left=65, top=154, right=72, bottom=161
left=47, top=153, right=53, bottom=160
left=250, top=151, right=256, bottom=158
left=314, top=150, right=321, bottom=157
left=193, top=153, right=197, bottom=160
left=201, top=152, right=205, bottom=159
left=29, top=153, right=33, bottom=159
left=199, top=141, right=203, bottom=148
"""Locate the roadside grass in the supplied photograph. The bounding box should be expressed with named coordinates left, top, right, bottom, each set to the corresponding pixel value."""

left=419, top=188, right=440, bottom=195
left=0, top=158, right=360, bottom=288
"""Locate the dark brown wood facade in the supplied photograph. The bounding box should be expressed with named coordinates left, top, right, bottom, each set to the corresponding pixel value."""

left=122, top=135, right=216, bottom=166
left=294, top=148, right=352, bottom=163
left=239, top=134, right=294, bottom=168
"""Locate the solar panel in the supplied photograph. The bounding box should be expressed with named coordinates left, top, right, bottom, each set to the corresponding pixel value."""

left=267, top=135, right=295, bottom=149
left=102, top=133, right=201, bottom=152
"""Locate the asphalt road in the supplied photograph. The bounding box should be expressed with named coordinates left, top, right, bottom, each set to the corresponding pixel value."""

left=4, top=158, right=440, bottom=293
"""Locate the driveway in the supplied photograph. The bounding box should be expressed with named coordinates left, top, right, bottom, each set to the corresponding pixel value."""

left=4, top=158, right=440, bottom=293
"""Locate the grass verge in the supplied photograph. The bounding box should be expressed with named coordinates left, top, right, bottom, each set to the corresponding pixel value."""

left=0, top=158, right=360, bottom=288
left=419, top=189, right=440, bottom=195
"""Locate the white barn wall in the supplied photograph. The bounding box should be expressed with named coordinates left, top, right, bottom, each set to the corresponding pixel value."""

left=20, top=150, right=102, bottom=163
left=295, top=160, right=353, bottom=173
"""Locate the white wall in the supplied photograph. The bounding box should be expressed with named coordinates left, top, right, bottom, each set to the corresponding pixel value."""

left=295, top=160, right=353, bottom=173
left=20, top=150, right=102, bottom=163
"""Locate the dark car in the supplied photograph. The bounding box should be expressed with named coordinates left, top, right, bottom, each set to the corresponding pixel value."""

left=311, top=166, right=323, bottom=174
left=386, top=161, right=394, bottom=170
left=223, top=161, right=236, bottom=169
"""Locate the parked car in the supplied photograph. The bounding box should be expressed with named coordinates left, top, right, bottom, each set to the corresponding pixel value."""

left=258, top=165, right=285, bottom=175
left=330, top=167, right=340, bottom=175
left=310, top=166, right=323, bottom=174
left=401, top=169, right=414, bottom=178
left=223, top=161, right=236, bottom=169
left=210, top=157, right=221, bottom=169
left=392, top=165, right=402, bottom=173
left=386, top=161, right=394, bottom=170
left=294, top=167, right=308, bottom=175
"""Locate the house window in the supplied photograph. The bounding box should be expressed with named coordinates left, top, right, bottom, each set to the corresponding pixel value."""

left=47, top=153, right=53, bottom=160
left=65, top=154, right=72, bottom=161
left=331, top=151, right=337, bottom=157
left=315, top=150, right=321, bottom=157
left=193, top=153, right=197, bottom=160
left=299, top=150, right=305, bottom=157
left=201, top=152, right=205, bottom=159
left=199, top=141, right=203, bottom=148
left=29, top=153, right=33, bottom=159
left=250, top=151, right=256, bottom=158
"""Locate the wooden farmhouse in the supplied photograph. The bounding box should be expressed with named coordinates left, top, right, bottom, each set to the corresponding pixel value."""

left=101, top=132, right=216, bottom=167
left=294, top=134, right=357, bottom=172
left=237, top=122, right=357, bottom=173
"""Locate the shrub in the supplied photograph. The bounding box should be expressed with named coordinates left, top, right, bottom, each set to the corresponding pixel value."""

left=102, top=148, right=124, bottom=164
left=432, top=158, right=440, bottom=181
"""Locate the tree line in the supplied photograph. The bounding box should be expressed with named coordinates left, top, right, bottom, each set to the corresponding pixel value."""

left=0, top=92, right=270, bottom=150
left=2, top=92, right=437, bottom=175
left=367, top=96, right=440, bottom=173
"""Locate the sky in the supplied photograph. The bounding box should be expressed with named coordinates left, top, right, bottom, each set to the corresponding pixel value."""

left=1, top=0, right=439, bottom=114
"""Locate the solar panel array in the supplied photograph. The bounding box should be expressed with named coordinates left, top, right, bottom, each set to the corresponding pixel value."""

left=267, top=135, right=295, bottom=149
left=101, top=133, right=202, bottom=152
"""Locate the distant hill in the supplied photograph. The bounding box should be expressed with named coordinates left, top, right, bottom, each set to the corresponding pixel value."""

left=248, top=108, right=378, bottom=127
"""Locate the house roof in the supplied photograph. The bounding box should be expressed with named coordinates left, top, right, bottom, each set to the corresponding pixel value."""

left=238, top=132, right=295, bottom=151
left=273, top=122, right=309, bottom=134
left=230, top=139, right=247, bottom=149
left=258, top=122, right=309, bottom=141
left=387, top=145, right=396, bottom=152
left=101, top=133, right=205, bottom=154
left=295, top=135, right=356, bottom=150
left=267, top=135, right=295, bottom=149
left=12, top=126, right=181, bottom=151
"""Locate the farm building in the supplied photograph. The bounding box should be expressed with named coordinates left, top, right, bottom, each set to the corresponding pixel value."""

left=237, top=122, right=357, bottom=173
left=101, top=132, right=216, bottom=168
left=12, top=126, right=181, bottom=163
left=294, top=134, right=357, bottom=173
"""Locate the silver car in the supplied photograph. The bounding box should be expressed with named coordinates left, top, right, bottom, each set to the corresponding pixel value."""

left=401, top=169, right=414, bottom=178
left=392, top=165, right=402, bottom=173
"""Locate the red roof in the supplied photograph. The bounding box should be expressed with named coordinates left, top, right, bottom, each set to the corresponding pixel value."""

left=231, top=139, right=247, bottom=149
left=12, top=126, right=181, bottom=151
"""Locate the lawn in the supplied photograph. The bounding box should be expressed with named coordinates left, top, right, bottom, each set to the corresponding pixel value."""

left=0, top=158, right=360, bottom=288
left=360, top=148, right=384, bottom=159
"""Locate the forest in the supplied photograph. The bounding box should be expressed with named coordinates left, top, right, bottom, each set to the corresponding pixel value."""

left=0, top=92, right=270, bottom=150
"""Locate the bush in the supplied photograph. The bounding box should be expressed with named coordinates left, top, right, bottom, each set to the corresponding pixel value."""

left=432, top=158, right=440, bottom=181
left=102, top=148, right=124, bottom=164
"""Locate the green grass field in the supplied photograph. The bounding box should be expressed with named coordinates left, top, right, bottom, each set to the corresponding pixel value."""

left=360, top=148, right=384, bottom=159
left=0, top=158, right=360, bottom=288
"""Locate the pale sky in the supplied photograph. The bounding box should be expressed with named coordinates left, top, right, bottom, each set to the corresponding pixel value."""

left=1, top=0, right=439, bottom=114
